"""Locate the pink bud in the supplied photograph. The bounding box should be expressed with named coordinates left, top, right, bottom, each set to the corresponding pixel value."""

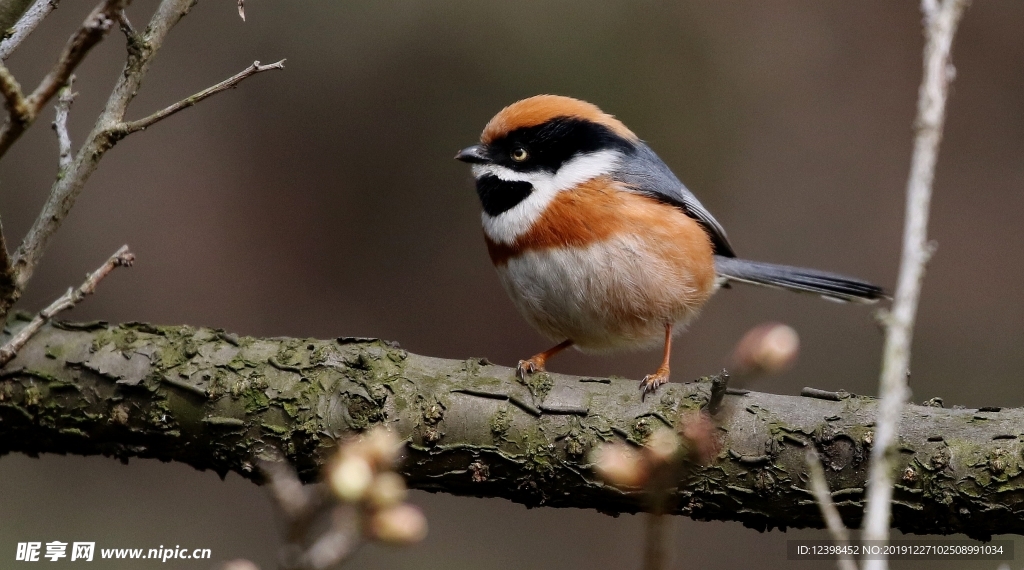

left=644, top=428, right=681, bottom=466
left=367, top=472, right=408, bottom=509
left=369, top=504, right=428, bottom=544
left=590, top=443, right=648, bottom=488
left=329, top=455, right=373, bottom=502
left=731, top=322, right=800, bottom=375
left=679, top=412, right=720, bottom=465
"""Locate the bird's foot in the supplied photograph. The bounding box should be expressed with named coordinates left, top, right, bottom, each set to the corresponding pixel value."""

left=516, top=357, right=545, bottom=381
left=639, top=367, right=670, bottom=401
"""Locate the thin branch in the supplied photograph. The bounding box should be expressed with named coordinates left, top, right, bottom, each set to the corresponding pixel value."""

left=25, top=0, right=127, bottom=109
left=0, top=0, right=61, bottom=61
left=121, top=59, right=285, bottom=134
left=0, top=214, right=11, bottom=279
left=0, top=60, right=29, bottom=304
left=807, top=450, right=858, bottom=570
left=0, top=60, right=28, bottom=123
left=643, top=513, right=667, bottom=570
left=0, top=245, right=132, bottom=367
left=1, top=0, right=282, bottom=322
left=117, top=7, right=137, bottom=36
left=115, top=8, right=137, bottom=41
left=861, top=1, right=968, bottom=569
left=51, top=75, right=74, bottom=171
left=0, top=0, right=128, bottom=159
left=9, top=0, right=202, bottom=296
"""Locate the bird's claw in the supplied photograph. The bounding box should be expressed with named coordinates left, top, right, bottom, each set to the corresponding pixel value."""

left=516, top=358, right=543, bottom=381
left=639, top=369, right=670, bottom=401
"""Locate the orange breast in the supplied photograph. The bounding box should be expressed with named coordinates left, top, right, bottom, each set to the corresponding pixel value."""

left=485, top=178, right=717, bottom=350
left=486, top=177, right=714, bottom=282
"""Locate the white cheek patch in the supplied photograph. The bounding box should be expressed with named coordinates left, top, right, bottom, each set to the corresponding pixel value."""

left=476, top=150, right=622, bottom=244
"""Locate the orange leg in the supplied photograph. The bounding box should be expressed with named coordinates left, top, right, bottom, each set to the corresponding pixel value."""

left=516, top=339, right=573, bottom=380
left=639, top=324, right=673, bottom=400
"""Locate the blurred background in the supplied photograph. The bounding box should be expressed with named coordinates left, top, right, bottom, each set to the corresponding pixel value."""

left=0, top=1, right=1021, bottom=568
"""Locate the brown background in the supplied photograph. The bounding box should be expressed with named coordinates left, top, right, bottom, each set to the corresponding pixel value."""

left=0, top=1, right=1022, bottom=568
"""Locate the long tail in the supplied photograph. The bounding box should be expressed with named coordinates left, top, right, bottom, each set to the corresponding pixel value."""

left=714, top=256, right=886, bottom=304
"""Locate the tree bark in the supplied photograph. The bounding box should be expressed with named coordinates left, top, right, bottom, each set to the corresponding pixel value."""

left=0, top=0, right=33, bottom=36
left=0, top=319, right=1020, bottom=539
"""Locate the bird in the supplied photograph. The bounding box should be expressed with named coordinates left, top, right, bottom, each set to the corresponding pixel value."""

left=455, top=95, right=884, bottom=399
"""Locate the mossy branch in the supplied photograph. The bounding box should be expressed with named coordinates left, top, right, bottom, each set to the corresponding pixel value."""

left=0, top=320, right=1021, bottom=539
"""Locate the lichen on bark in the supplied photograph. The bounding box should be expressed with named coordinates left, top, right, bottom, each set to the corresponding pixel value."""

left=1, top=320, right=1023, bottom=539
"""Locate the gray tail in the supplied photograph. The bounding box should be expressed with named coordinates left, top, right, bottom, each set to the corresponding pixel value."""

left=714, top=256, right=886, bottom=304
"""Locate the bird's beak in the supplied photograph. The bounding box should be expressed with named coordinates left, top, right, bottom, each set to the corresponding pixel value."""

left=455, top=145, right=489, bottom=164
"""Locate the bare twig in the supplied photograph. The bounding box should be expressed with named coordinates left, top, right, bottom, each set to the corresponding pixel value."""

left=0, top=0, right=283, bottom=323
left=115, top=8, right=136, bottom=40
left=0, top=245, right=133, bottom=367
left=0, top=61, right=29, bottom=123
left=807, top=450, right=858, bottom=570
left=861, top=1, right=969, bottom=569
left=0, top=0, right=61, bottom=61
left=26, top=0, right=127, bottom=109
left=260, top=429, right=420, bottom=570
left=9, top=0, right=231, bottom=299
left=51, top=75, right=74, bottom=171
left=642, top=513, right=667, bottom=570
left=0, top=0, right=128, bottom=159
left=262, top=461, right=317, bottom=522
left=0, top=59, right=31, bottom=297
left=121, top=59, right=285, bottom=134
left=0, top=214, right=11, bottom=278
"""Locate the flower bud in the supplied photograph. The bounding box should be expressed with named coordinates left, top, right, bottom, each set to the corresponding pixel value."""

left=679, top=412, right=720, bottom=465
left=329, top=455, right=374, bottom=502
left=590, top=442, right=647, bottom=488
left=369, top=504, right=428, bottom=544
left=644, top=427, right=681, bottom=466
left=731, top=322, right=800, bottom=375
left=367, top=471, right=408, bottom=509
left=362, top=427, right=402, bottom=469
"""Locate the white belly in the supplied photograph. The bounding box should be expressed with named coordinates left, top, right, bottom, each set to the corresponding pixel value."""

left=495, top=235, right=708, bottom=352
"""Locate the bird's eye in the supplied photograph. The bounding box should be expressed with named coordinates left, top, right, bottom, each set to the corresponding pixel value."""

left=510, top=147, right=529, bottom=162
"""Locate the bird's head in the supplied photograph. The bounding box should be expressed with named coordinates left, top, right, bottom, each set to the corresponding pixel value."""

left=456, top=95, right=638, bottom=219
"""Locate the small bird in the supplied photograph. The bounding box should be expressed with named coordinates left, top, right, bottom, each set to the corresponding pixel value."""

left=456, top=95, right=884, bottom=399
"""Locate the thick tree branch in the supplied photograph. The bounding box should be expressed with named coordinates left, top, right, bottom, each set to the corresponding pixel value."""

left=0, top=0, right=128, bottom=159
left=120, top=59, right=284, bottom=134
left=0, top=322, right=1021, bottom=539
left=863, top=0, right=968, bottom=562
left=0, top=0, right=61, bottom=61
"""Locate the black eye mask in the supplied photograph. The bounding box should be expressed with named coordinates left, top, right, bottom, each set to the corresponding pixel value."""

left=488, top=117, right=635, bottom=173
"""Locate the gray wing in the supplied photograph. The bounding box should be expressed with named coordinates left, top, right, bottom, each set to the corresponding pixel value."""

left=614, top=142, right=736, bottom=257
